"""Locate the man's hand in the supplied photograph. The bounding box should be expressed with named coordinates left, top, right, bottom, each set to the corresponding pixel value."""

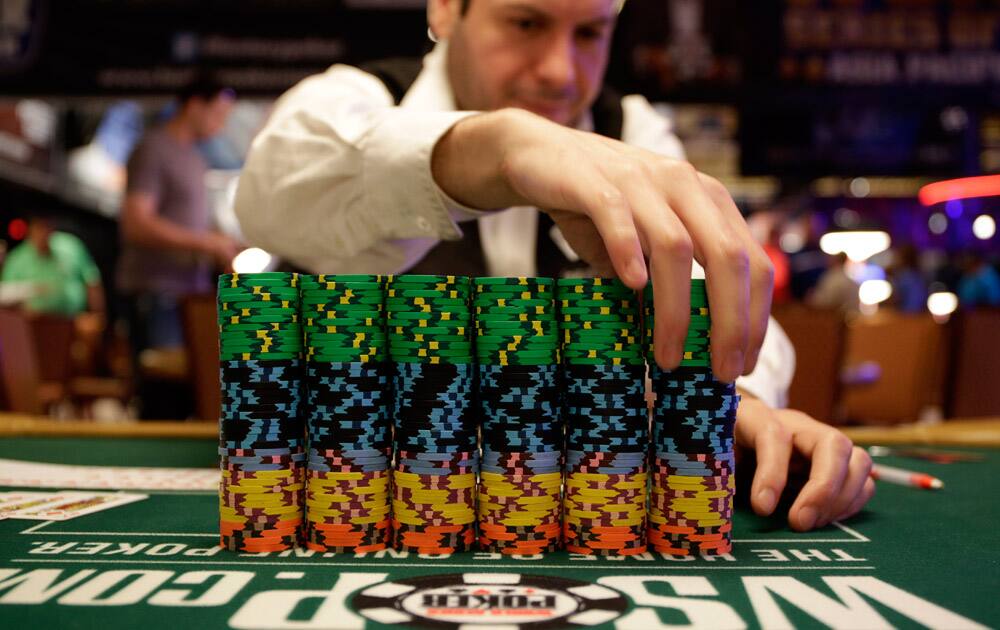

left=736, top=395, right=875, bottom=531
left=432, top=108, right=773, bottom=382
left=200, top=232, right=242, bottom=273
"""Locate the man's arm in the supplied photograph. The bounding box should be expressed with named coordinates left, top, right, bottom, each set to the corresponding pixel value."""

left=121, top=192, right=239, bottom=271
left=235, top=65, right=481, bottom=275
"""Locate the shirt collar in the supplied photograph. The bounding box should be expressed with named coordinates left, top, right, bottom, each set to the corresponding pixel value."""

left=401, top=40, right=594, bottom=132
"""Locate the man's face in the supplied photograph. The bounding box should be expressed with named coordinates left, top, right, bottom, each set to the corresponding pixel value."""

left=190, top=93, right=235, bottom=140
left=28, top=218, right=53, bottom=255
left=444, top=0, right=617, bottom=127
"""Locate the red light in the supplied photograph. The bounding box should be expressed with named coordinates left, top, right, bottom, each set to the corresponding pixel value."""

left=7, top=218, right=27, bottom=241
left=918, top=175, right=1000, bottom=206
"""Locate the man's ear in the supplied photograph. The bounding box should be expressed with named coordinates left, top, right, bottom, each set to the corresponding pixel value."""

left=427, top=0, right=463, bottom=41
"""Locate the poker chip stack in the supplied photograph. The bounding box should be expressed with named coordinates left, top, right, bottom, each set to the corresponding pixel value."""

left=475, top=277, right=563, bottom=555
left=559, top=277, right=648, bottom=556
left=645, top=279, right=738, bottom=556
left=217, top=272, right=305, bottom=553
left=299, top=274, right=391, bottom=553
left=387, top=275, right=477, bottom=554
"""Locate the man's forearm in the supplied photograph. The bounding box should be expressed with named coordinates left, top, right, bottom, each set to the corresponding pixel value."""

left=123, top=213, right=211, bottom=254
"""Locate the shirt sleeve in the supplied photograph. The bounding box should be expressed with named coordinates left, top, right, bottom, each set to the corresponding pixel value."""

left=125, top=138, right=162, bottom=199
left=234, top=64, right=479, bottom=273
left=61, top=233, right=102, bottom=286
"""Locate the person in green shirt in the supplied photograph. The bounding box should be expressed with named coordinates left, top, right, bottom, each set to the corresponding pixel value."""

left=1, top=214, right=105, bottom=316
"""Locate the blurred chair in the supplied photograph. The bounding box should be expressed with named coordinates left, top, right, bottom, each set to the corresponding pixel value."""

left=181, top=294, right=220, bottom=422
left=948, top=308, right=1000, bottom=418
left=27, top=313, right=131, bottom=417
left=840, top=310, right=948, bottom=425
left=772, top=303, right=847, bottom=424
left=28, top=314, right=75, bottom=385
left=0, top=309, right=65, bottom=414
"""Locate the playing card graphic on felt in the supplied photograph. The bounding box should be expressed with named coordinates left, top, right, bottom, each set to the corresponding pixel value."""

left=8, top=492, right=147, bottom=520
left=0, top=492, right=81, bottom=520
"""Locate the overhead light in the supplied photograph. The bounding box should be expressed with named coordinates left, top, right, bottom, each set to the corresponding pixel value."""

left=232, top=248, right=273, bottom=273
left=973, top=215, right=996, bottom=240
left=859, top=279, right=892, bottom=306
left=927, top=292, right=958, bottom=320
left=819, top=231, right=891, bottom=262
left=779, top=231, right=805, bottom=253
left=918, top=174, right=1000, bottom=206
left=849, top=177, right=871, bottom=198
left=928, top=212, right=948, bottom=235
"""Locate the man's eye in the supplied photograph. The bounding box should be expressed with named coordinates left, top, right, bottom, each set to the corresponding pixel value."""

left=576, top=27, right=604, bottom=42
left=511, top=18, right=542, bottom=32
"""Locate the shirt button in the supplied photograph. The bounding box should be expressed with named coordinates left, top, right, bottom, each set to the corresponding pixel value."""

left=416, top=216, right=432, bottom=232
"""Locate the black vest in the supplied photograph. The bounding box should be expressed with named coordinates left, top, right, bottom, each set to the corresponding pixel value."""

left=360, top=58, right=624, bottom=277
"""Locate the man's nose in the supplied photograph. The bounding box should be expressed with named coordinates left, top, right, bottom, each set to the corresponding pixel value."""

left=535, top=34, right=576, bottom=90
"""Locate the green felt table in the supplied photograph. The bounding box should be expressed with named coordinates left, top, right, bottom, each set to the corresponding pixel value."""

left=0, top=434, right=996, bottom=629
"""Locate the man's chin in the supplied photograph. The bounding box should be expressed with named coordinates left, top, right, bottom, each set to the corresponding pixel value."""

left=514, top=103, right=574, bottom=126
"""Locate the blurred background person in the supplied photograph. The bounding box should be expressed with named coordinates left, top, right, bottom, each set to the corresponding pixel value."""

left=888, top=245, right=928, bottom=314
left=1, top=210, right=104, bottom=318
left=807, top=252, right=859, bottom=314
left=116, top=73, right=241, bottom=418
left=957, top=252, right=1000, bottom=309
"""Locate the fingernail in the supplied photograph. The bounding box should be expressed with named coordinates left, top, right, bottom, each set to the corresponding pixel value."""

left=722, top=349, right=744, bottom=382
left=798, top=506, right=818, bottom=531
left=627, top=257, right=647, bottom=287
left=659, top=342, right=681, bottom=370
left=756, top=487, right=776, bottom=514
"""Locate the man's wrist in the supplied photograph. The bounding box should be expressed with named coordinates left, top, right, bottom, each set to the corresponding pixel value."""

left=432, top=108, right=534, bottom=210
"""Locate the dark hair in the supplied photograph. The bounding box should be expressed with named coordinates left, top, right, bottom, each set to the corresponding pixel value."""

left=177, top=71, right=233, bottom=105
left=460, top=0, right=470, bottom=14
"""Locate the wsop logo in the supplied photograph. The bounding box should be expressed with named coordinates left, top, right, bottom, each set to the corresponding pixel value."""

left=353, top=573, right=628, bottom=628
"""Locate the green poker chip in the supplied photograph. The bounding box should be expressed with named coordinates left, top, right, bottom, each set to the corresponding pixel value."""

left=221, top=351, right=302, bottom=361
left=475, top=308, right=554, bottom=318
left=218, top=302, right=298, bottom=313
left=474, top=286, right=555, bottom=297
left=387, top=311, right=471, bottom=322
left=217, top=288, right=300, bottom=301
left=305, top=274, right=383, bottom=284
left=219, top=272, right=298, bottom=285
left=219, top=329, right=301, bottom=340
left=473, top=298, right=555, bottom=312
left=386, top=290, right=470, bottom=300
left=385, top=300, right=469, bottom=311
left=302, top=274, right=382, bottom=284
left=299, top=289, right=383, bottom=301
left=220, top=322, right=299, bottom=331
left=218, top=315, right=300, bottom=326
left=391, top=348, right=472, bottom=359
left=390, top=328, right=469, bottom=338
left=389, top=334, right=470, bottom=344
left=558, top=320, right=637, bottom=331
left=473, top=276, right=554, bottom=286
left=390, top=343, right=471, bottom=354
left=563, top=356, right=642, bottom=366
left=476, top=333, right=558, bottom=344
left=393, top=356, right=473, bottom=365
left=475, top=312, right=555, bottom=323
left=558, top=299, right=637, bottom=309
left=388, top=274, right=469, bottom=284
left=306, top=317, right=384, bottom=329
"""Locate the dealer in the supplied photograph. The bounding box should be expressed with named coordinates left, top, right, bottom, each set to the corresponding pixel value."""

left=234, top=0, right=874, bottom=532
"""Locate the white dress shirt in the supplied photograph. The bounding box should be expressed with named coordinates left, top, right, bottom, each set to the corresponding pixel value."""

left=234, top=41, right=796, bottom=409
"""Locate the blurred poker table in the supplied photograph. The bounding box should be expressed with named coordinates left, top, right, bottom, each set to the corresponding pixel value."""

left=0, top=414, right=997, bottom=630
